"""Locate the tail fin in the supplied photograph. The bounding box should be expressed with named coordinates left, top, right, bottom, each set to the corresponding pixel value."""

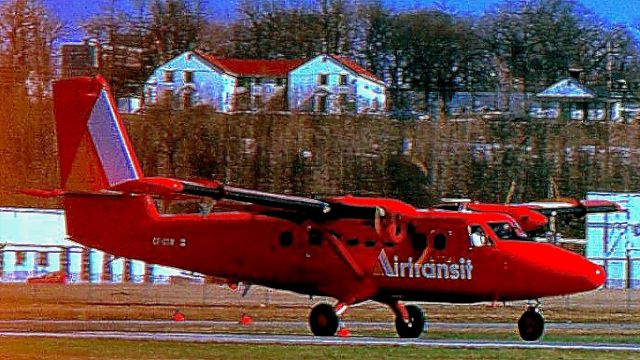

left=53, top=75, right=142, bottom=192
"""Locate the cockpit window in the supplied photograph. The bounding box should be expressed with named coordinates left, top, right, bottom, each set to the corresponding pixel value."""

left=489, top=222, right=528, bottom=240
left=468, top=225, right=487, bottom=247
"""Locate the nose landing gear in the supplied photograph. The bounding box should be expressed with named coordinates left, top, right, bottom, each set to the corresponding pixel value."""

left=391, top=301, right=426, bottom=338
left=518, top=304, right=545, bottom=341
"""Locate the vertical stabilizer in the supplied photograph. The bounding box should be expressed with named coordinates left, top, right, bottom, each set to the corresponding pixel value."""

left=53, top=75, right=142, bottom=192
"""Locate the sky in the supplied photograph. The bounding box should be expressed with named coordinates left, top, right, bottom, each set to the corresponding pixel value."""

left=38, top=0, right=640, bottom=42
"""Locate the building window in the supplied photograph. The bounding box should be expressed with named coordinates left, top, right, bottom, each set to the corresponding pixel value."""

left=15, top=251, right=25, bottom=266
left=339, top=74, right=348, bottom=86
left=318, top=74, right=328, bottom=86
left=339, top=94, right=348, bottom=111
left=183, top=71, right=193, bottom=83
left=162, top=89, right=173, bottom=102
left=317, top=95, right=328, bottom=113
left=38, top=252, right=49, bottom=267
left=163, top=70, right=174, bottom=82
left=183, top=91, right=192, bottom=108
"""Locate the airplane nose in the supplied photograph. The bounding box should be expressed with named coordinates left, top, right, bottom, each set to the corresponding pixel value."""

left=590, top=263, right=606, bottom=289
left=562, top=256, right=606, bottom=293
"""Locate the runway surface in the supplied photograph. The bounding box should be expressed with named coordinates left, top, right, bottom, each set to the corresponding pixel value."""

left=1, top=319, right=640, bottom=331
left=1, top=330, right=640, bottom=352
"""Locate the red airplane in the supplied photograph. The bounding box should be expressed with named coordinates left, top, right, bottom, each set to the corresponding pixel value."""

left=434, top=198, right=622, bottom=233
left=34, top=76, right=606, bottom=342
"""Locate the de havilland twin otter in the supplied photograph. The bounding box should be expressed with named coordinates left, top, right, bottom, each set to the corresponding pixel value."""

left=37, top=75, right=614, bottom=342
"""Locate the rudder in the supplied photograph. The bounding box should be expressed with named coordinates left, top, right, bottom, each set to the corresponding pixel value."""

left=53, top=75, right=142, bottom=192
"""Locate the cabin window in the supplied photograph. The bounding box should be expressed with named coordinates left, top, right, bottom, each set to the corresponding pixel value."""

left=308, top=229, right=322, bottom=246
left=408, top=223, right=427, bottom=252
left=318, top=74, right=328, bottom=86
left=279, top=231, right=293, bottom=247
left=411, top=232, right=427, bottom=251
left=183, top=71, right=193, bottom=83
left=346, top=239, right=359, bottom=247
left=469, top=225, right=487, bottom=247
left=339, top=74, right=348, bottom=86
left=433, top=233, right=447, bottom=251
left=163, top=70, right=174, bottom=82
left=364, top=239, right=376, bottom=248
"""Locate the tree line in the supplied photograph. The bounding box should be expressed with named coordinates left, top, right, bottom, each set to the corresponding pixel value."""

left=84, top=0, right=640, bottom=117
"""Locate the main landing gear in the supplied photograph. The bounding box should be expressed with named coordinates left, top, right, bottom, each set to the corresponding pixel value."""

left=309, top=301, right=426, bottom=338
left=309, top=303, right=340, bottom=336
left=517, top=304, right=545, bottom=341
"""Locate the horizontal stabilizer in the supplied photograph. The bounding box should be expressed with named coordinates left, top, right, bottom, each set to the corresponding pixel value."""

left=20, top=189, right=65, bottom=198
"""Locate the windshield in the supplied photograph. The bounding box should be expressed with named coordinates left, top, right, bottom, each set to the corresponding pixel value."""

left=488, top=222, right=528, bottom=240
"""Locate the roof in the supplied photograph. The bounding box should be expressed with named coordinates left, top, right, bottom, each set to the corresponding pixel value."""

left=329, top=55, right=383, bottom=84
left=194, top=51, right=384, bottom=84
left=537, top=78, right=595, bottom=100
left=195, top=51, right=304, bottom=78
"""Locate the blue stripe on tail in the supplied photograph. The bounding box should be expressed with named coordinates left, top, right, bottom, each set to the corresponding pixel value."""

left=87, top=90, right=140, bottom=186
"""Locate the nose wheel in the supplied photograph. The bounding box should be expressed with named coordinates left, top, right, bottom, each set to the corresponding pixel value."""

left=392, top=302, right=426, bottom=338
left=309, top=303, right=339, bottom=336
left=518, top=306, right=545, bottom=341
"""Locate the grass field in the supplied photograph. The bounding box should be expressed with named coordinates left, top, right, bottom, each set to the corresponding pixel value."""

left=0, top=284, right=638, bottom=359
left=2, top=338, right=639, bottom=360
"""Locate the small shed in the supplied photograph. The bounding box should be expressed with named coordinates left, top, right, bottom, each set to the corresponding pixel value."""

left=536, top=77, right=595, bottom=121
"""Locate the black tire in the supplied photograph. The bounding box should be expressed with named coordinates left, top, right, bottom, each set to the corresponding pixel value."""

left=309, top=303, right=339, bottom=336
left=394, top=304, right=425, bottom=338
left=518, top=309, right=545, bottom=341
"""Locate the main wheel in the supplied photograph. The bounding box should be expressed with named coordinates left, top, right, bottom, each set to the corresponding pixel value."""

left=394, top=304, right=425, bottom=338
left=518, top=309, right=545, bottom=341
left=309, top=303, right=339, bottom=336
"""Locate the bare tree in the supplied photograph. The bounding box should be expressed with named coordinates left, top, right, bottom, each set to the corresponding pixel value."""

left=0, top=0, right=60, bottom=96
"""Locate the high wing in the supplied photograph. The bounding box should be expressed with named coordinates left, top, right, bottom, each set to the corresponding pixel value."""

left=434, top=197, right=623, bottom=233
left=519, top=198, right=623, bottom=217
left=25, top=176, right=381, bottom=223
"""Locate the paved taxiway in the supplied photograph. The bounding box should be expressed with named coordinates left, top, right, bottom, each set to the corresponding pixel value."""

left=1, top=319, right=639, bottom=331
left=1, top=330, right=640, bottom=352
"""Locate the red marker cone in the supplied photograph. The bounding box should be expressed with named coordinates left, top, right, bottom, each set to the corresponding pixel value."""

left=239, top=313, right=253, bottom=325
left=337, top=327, right=351, bottom=337
left=172, top=310, right=185, bottom=322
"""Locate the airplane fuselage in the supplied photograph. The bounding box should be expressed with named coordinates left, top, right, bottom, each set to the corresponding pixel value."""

left=64, top=194, right=604, bottom=306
